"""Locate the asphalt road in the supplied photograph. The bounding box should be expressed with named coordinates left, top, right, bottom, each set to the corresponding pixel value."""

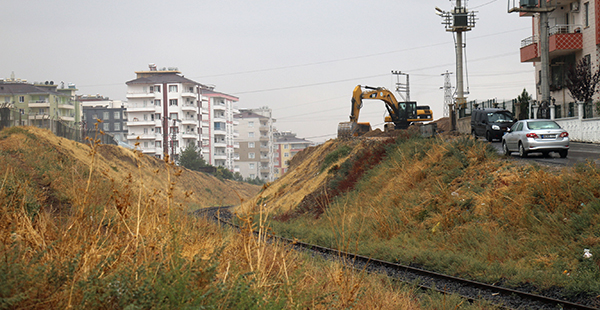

left=487, top=140, right=600, bottom=167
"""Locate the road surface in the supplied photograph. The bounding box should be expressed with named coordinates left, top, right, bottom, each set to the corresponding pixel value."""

left=489, top=141, right=600, bottom=166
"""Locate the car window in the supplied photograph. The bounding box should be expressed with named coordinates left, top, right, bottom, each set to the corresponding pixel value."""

left=488, top=111, right=513, bottom=122
left=513, top=122, right=523, bottom=131
left=526, top=121, right=560, bottom=130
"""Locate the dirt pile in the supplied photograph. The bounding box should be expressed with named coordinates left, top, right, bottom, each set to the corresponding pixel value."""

left=0, top=126, right=258, bottom=210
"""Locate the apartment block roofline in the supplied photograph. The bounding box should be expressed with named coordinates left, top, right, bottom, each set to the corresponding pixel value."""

left=201, top=88, right=239, bottom=101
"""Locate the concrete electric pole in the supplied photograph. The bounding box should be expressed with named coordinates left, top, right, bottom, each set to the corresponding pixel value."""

left=436, top=1, right=476, bottom=131
left=508, top=0, right=555, bottom=110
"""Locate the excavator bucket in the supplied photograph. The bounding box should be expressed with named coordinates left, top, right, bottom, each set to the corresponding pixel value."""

left=337, top=122, right=354, bottom=138
left=337, top=122, right=371, bottom=138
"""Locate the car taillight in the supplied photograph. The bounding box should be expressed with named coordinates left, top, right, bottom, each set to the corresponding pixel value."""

left=559, top=132, right=569, bottom=138
left=526, top=133, right=539, bottom=138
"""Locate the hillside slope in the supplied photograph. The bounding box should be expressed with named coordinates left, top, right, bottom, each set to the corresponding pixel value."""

left=242, top=133, right=600, bottom=301
left=0, top=126, right=258, bottom=210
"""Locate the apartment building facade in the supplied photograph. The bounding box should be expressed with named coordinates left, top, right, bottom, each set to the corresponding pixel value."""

left=125, top=65, right=205, bottom=160
left=0, top=77, right=81, bottom=128
left=81, top=95, right=128, bottom=143
left=519, top=0, right=600, bottom=118
left=200, top=90, right=238, bottom=170
left=273, top=131, right=312, bottom=179
left=234, top=107, right=275, bottom=181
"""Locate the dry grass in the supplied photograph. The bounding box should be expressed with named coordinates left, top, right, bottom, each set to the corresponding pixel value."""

left=263, top=134, right=600, bottom=296
left=1, top=127, right=463, bottom=309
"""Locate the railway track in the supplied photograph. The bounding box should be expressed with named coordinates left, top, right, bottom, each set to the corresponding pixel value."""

left=194, top=206, right=599, bottom=310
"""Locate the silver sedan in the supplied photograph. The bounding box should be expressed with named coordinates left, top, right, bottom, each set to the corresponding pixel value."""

left=502, top=119, right=569, bottom=158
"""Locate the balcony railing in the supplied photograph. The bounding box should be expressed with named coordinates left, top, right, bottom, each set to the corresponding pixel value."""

left=521, top=35, right=538, bottom=48
left=549, top=24, right=582, bottom=36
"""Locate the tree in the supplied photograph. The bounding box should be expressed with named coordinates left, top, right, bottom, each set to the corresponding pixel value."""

left=178, top=144, right=207, bottom=171
left=566, top=57, right=600, bottom=108
left=516, top=88, right=531, bottom=120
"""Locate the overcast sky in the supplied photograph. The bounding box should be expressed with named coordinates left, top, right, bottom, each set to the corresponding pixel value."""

left=1, top=0, right=535, bottom=142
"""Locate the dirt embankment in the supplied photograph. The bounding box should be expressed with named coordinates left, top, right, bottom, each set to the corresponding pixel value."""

left=0, top=126, right=259, bottom=210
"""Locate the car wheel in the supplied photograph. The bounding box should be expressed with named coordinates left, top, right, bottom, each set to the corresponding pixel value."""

left=559, top=150, right=568, bottom=158
left=502, top=141, right=510, bottom=156
left=518, top=142, right=528, bottom=158
left=486, top=131, right=493, bottom=142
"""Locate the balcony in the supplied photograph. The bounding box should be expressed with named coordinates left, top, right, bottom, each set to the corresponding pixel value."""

left=181, top=91, right=197, bottom=98
left=28, top=113, right=50, bottom=120
left=59, top=115, right=75, bottom=122
left=182, top=132, right=199, bottom=139
left=126, top=92, right=156, bottom=99
left=181, top=104, right=197, bottom=112
left=213, top=154, right=227, bottom=160
left=29, top=101, right=50, bottom=108
left=127, top=134, right=156, bottom=140
left=520, top=25, right=582, bottom=63
left=58, top=103, right=75, bottom=110
left=213, top=104, right=226, bottom=111
left=127, top=119, right=155, bottom=126
left=181, top=118, right=197, bottom=125
left=127, top=103, right=157, bottom=112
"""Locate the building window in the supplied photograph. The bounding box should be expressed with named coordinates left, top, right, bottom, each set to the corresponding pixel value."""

left=114, top=123, right=121, bottom=131
left=103, top=123, right=110, bottom=131
left=156, top=127, right=161, bottom=134
left=248, top=121, right=254, bottom=128
left=249, top=163, right=255, bottom=170
left=169, top=99, right=178, bottom=106
left=155, top=99, right=161, bottom=106
left=19, top=96, right=24, bottom=103
left=249, top=142, right=255, bottom=148
left=248, top=132, right=255, bottom=138
left=114, top=111, right=121, bottom=119
left=169, top=113, right=178, bottom=120
left=250, top=174, right=255, bottom=179
left=585, top=2, right=589, bottom=27
left=284, top=153, right=289, bottom=157
left=169, top=85, right=178, bottom=92
left=249, top=152, right=255, bottom=159
left=103, top=112, right=110, bottom=120
left=144, top=141, right=148, bottom=148
left=214, top=122, right=225, bottom=130
left=155, top=141, right=161, bottom=148
left=143, top=128, right=148, bottom=134
left=284, top=144, right=288, bottom=149
left=155, top=85, right=161, bottom=93
left=170, top=126, right=179, bottom=134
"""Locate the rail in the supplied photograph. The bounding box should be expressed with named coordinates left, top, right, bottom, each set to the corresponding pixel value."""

left=195, top=206, right=600, bottom=310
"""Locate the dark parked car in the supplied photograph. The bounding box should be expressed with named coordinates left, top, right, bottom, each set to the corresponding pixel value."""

left=502, top=119, right=569, bottom=158
left=471, top=108, right=515, bottom=141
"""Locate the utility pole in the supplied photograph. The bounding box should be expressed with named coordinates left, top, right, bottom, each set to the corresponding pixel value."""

left=441, top=71, right=454, bottom=118
left=508, top=0, right=554, bottom=111
left=391, top=70, right=410, bottom=102
left=436, top=1, right=476, bottom=131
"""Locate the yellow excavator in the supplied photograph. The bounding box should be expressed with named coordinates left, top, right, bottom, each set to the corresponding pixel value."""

left=337, top=85, right=433, bottom=138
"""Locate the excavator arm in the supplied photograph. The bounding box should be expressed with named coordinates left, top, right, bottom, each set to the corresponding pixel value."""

left=338, top=85, right=414, bottom=138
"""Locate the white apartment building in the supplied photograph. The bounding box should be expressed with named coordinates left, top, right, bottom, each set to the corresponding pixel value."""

left=200, top=90, right=239, bottom=170
left=234, top=107, right=276, bottom=181
left=126, top=65, right=206, bottom=160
